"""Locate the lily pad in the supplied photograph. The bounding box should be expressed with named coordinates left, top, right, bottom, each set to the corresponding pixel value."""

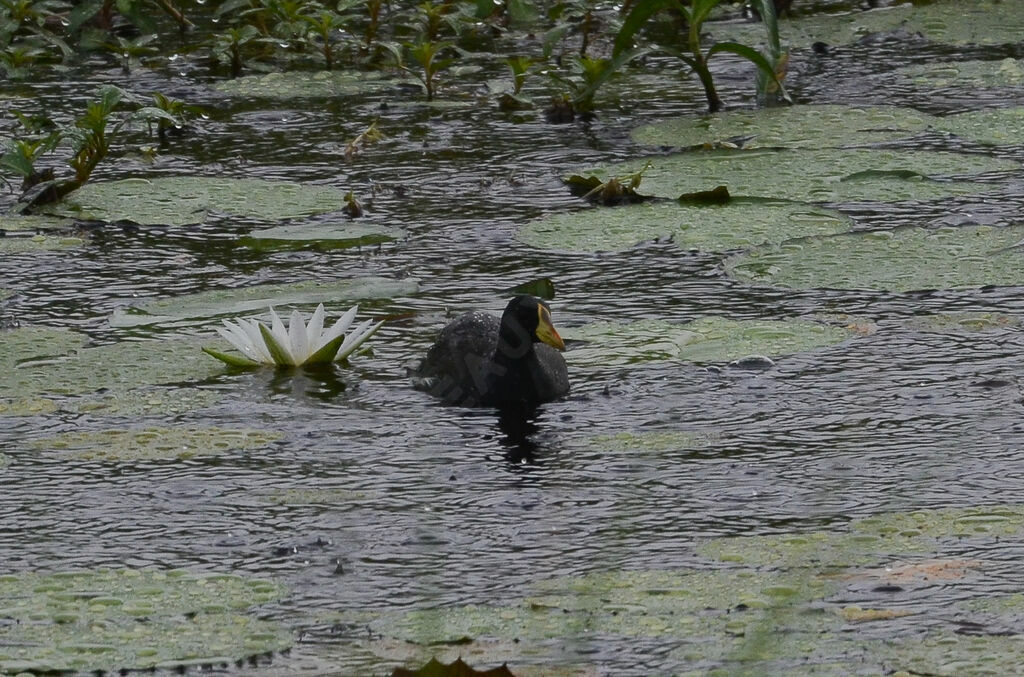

left=239, top=221, right=406, bottom=250
left=712, top=0, right=1024, bottom=50
left=519, top=200, right=851, bottom=253
left=2, top=335, right=223, bottom=400
left=73, top=387, right=224, bottom=416
left=0, top=213, right=76, bottom=232
left=631, top=105, right=935, bottom=150
left=901, top=312, right=1020, bottom=333
left=898, top=58, right=1024, bottom=90
left=110, top=276, right=417, bottom=327
left=30, top=426, right=282, bottom=461
left=0, top=568, right=290, bottom=674
left=576, top=148, right=1015, bottom=204
left=0, top=397, right=59, bottom=416
left=0, top=233, right=84, bottom=252
left=214, top=70, right=392, bottom=99
left=0, top=326, right=89, bottom=368
left=937, top=107, right=1024, bottom=147
left=44, top=176, right=354, bottom=226
left=724, top=224, right=1024, bottom=292
left=564, top=316, right=856, bottom=367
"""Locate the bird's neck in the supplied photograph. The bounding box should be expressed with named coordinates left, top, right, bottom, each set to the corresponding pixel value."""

left=493, top=322, right=535, bottom=366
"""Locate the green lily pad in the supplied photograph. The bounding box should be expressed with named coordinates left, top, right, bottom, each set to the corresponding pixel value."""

left=937, top=107, right=1024, bottom=147
left=214, top=69, right=392, bottom=99
left=901, top=312, right=1020, bottom=333
left=564, top=316, right=856, bottom=367
left=0, top=326, right=89, bottom=369
left=74, top=387, right=224, bottom=416
left=725, top=224, right=1024, bottom=292
left=239, top=221, right=406, bottom=250
left=2, top=335, right=223, bottom=400
left=700, top=505, right=1024, bottom=569
left=0, top=568, right=290, bottom=674
left=30, top=426, right=282, bottom=461
left=0, top=396, right=59, bottom=416
left=898, top=58, right=1024, bottom=90
left=712, top=0, right=1024, bottom=50
left=576, top=148, right=1016, bottom=203
left=519, top=200, right=850, bottom=253
left=0, top=289, right=9, bottom=300
left=110, top=276, right=417, bottom=327
left=44, top=176, right=354, bottom=226
left=631, top=105, right=935, bottom=150
left=0, top=233, right=84, bottom=252
left=0, top=213, right=76, bottom=232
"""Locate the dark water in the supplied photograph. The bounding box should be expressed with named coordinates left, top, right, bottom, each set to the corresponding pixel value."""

left=4, top=5, right=1024, bottom=675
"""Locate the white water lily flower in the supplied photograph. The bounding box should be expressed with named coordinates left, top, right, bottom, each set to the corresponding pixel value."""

left=203, top=303, right=382, bottom=367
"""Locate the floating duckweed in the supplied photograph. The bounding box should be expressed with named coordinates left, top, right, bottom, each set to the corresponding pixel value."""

left=111, top=276, right=417, bottom=327
left=45, top=176, right=355, bottom=226
left=565, top=316, right=855, bottom=367
left=631, top=105, right=934, bottom=150
left=519, top=200, right=851, bottom=253
left=0, top=568, right=289, bottom=674
left=30, top=427, right=282, bottom=461
left=575, top=148, right=1015, bottom=203
left=725, top=225, right=1024, bottom=292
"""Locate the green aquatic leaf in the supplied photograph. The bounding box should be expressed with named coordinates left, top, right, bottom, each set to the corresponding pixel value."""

left=725, top=224, right=1024, bottom=292
left=239, top=222, right=407, bottom=250
left=214, top=69, right=392, bottom=99
left=44, top=176, right=354, bottom=226
left=0, top=234, right=85, bottom=252
left=711, top=0, right=1024, bottom=50
left=110, top=276, right=418, bottom=327
left=564, top=316, right=856, bottom=367
left=519, top=200, right=851, bottom=253
left=31, top=426, right=282, bottom=461
left=0, top=568, right=289, bottom=674
left=898, top=58, right=1024, bottom=90
left=631, top=104, right=936, bottom=150
left=936, top=107, right=1024, bottom=147
left=0, top=213, right=76, bottom=232
left=575, top=148, right=1016, bottom=203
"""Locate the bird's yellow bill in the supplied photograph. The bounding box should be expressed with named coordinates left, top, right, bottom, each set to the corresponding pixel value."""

left=535, top=305, right=565, bottom=351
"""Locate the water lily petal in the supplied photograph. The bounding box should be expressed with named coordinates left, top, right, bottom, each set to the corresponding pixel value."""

left=267, top=307, right=294, bottom=364
left=321, top=305, right=359, bottom=346
left=217, top=321, right=261, bottom=360
left=306, top=303, right=326, bottom=350
left=336, top=318, right=383, bottom=361
left=288, top=308, right=310, bottom=363
left=238, top=318, right=275, bottom=363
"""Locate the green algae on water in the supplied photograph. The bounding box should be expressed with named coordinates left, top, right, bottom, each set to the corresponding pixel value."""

left=44, top=176, right=355, bottom=226
left=31, top=426, right=282, bottom=461
left=564, top=316, right=856, bottom=367
left=520, top=200, right=850, bottom=253
left=725, top=225, right=1024, bottom=292
left=0, top=568, right=290, bottom=674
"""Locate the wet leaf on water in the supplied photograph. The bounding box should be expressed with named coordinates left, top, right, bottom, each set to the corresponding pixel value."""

left=900, top=312, right=1021, bottom=333
left=0, top=568, right=290, bottom=674
left=73, top=387, right=224, bottom=416
left=935, top=107, right=1024, bottom=147
left=711, top=0, right=1024, bottom=50
left=0, top=396, right=59, bottom=416
left=43, top=176, right=354, bottom=226
left=564, top=316, right=856, bottom=367
left=0, top=213, right=76, bottom=232
left=239, top=222, right=407, bottom=251
left=0, top=233, right=84, bottom=252
left=29, top=426, right=282, bottom=461
left=520, top=200, right=850, bottom=253
left=110, top=276, right=418, bottom=327
left=214, top=70, right=393, bottom=99
left=581, top=430, right=717, bottom=454
left=392, top=656, right=517, bottom=677
left=631, top=105, right=935, bottom=150
left=725, top=224, right=1024, bottom=292
left=898, top=58, right=1024, bottom=90
left=573, top=148, right=1015, bottom=203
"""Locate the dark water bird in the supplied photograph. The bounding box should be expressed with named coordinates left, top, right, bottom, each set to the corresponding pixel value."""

left=414, top=295, right=570, bottom=408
